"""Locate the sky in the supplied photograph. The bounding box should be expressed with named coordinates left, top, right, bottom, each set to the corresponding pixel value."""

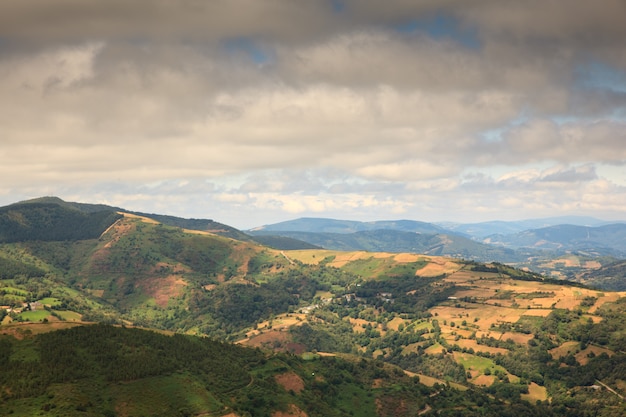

left=1, top=0, right=626, bottom=229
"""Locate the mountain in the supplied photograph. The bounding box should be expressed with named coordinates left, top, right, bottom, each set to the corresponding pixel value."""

left=248, top=234, right=322, bottom=250
left=484, top=223, right=626, bottom=257
left=8, top=196, right=252, bottom=242
left=3, top=197, right=626, bottom=415
left=1, top=323, right=468, bottom=417
left=578, top=259, right=626, bottom=291
left=439, top=216, right=620, bottom=239
left=251, top=217, right=447, bottom=235
left=249, top=229, right=529, bottom=263
left=0, top=198, right=122, bottom=243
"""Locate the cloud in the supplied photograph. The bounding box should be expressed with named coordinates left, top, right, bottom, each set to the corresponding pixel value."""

left=1, top=1, right=626, bottom=226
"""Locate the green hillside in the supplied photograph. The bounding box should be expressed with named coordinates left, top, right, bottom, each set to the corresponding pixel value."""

left=249, top=229, right=528, bottom=262
left=0, top=323, right=604, bottom=417
left=0, top=323, right=436, bottom=417
left=0, top=200, right=121, bottom=243
left=2, top=198, right=626, bottom=415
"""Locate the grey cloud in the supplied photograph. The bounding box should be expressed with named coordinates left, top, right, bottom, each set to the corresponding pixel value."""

left=540, top=166, right=598, bottom=183
left=1, top=1, right=626, bottom=225
left=502, top=120, right=626, bottom=164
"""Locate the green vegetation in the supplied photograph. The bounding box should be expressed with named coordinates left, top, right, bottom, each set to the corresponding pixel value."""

left=2, top=198, right=626, bottom=415
left=0, top=201, right=121, bottom=243
left=0, top=324, right=586, bottom=417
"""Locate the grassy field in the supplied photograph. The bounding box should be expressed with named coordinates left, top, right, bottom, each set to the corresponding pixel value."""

left=19, top=310, right=51, bottom=322
left=39, top=297, right=62, bottom=306
left=54, top=310, right=82, bottom=321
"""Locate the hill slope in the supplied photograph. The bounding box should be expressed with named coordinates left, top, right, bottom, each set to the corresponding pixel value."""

left=486, top=223, right=626, bottom=257
left=249, top=229, right=529, bottom=263
left=1, top=323, right=463, bottom=417
left=2, top=197, right=626, bottom=415
left=251, top=217, right=447, bottom=234
left=0, top=199, right=121, bottom=243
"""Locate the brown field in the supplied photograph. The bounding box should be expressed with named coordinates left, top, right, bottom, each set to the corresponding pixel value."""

left=452, top=339, right=509, bottom=355
left=86, top=289, right=105, bottom=297
left=522, top=309, right=553, bottom=317
left=392, top=253, right=421, bottom=263
left=453, top=287, right=497, bottom=300
left=445, top=328, right=474, bottom=339
left=549, top=341, right=580, bottom=360
left=402, top=342, right=424, bottom=355
left=272, top=404, right=308, bottom=417
left=500, top=332, right=534, bottom=344
left=403, top=371, right=443, bottom=387
left=442, top=270, right=492, bottom=284
left=250, top=313, right=307, bottom=335
left=590, top=292, right=625, bottom=313
left=575, top=345, right=614, bottom=365
left=475, top=330, right=503, bottom=340
left=0, top=322, right=86, bottom=339
left=140, top=275, right=188, bottom=308
left=424, top=342, right=446, bottom=355
left=387, top=316, right=406, bottom=331
left=281, top=250, right=336, bottom=265
left=275, top=372, right=305, bottom=393
left=582, top=314, right=602, bottom=324
left=431, top=304, right=524, bottom=330
left=287, top=250, right=394, bottom=267
left=348, top=318, right=379, bottom=333
left=239, top=330, right=290, bottom=348
left=472, top=374, right=496, bottom=387
left=120, top=212, right=159, bottom=224
left=415, top=257, right=462, bottom=277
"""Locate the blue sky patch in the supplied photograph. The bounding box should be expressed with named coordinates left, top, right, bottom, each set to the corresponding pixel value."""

left=395, top=13, right=480, bottom=49
left=221, top=37, right=272, bottom=64
left=577, top=61, right=626, bottom=93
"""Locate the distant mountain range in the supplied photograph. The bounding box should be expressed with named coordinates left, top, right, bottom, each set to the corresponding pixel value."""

left=248, top=228, right=527, bottom=263
left=248, top=216, right=626, bottom=258
left=250, top=217, right=447, bottom=234
left=4, top=196, right=626, bottom=415
left=3, top=197, right=626, bottom=287
left=437, top=216, right=620, bottom=238
left=483, top=223, right=626, bottom=256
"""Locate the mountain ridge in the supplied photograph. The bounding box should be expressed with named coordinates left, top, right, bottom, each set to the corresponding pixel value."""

left=2, top=196, right=626, bottom=415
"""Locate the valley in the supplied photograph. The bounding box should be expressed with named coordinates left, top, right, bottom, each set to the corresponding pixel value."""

left=2, top=198, right=626, bottom=416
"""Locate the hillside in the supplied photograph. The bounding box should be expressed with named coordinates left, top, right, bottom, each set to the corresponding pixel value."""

left=251, top=218, right=447, bottom=235
left=440, top=216, right=615, bottom=239
left=2, top=198, right=626, bottom=415
left=250, top=217, right=626, bottom=287
left=484, top=224, right=626, bottom=257
left=0, top=199, right=121, bottom=243
left=1, top=323, right=473, bottom=417
left=578, top=260, right=626, bottom=291
left=10, top=196, right=251, bottom=242
left=248, top=229, right=531, bottom=263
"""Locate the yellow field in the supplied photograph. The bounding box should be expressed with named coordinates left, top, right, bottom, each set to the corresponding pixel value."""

left=415, top=257, right=463, bottom=277
left=0, top=321, right=86, bottom=339
left=246, top=313, right=307, bottom=338
left=500, top=332, right=534, bottom=344
left=387, top=316, right=406, bottom=331
left=549, top=341, right=580, bottom=360
left=522, top=382, right=548, bottom=402
left=285, top=250, right=394, bottom=267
